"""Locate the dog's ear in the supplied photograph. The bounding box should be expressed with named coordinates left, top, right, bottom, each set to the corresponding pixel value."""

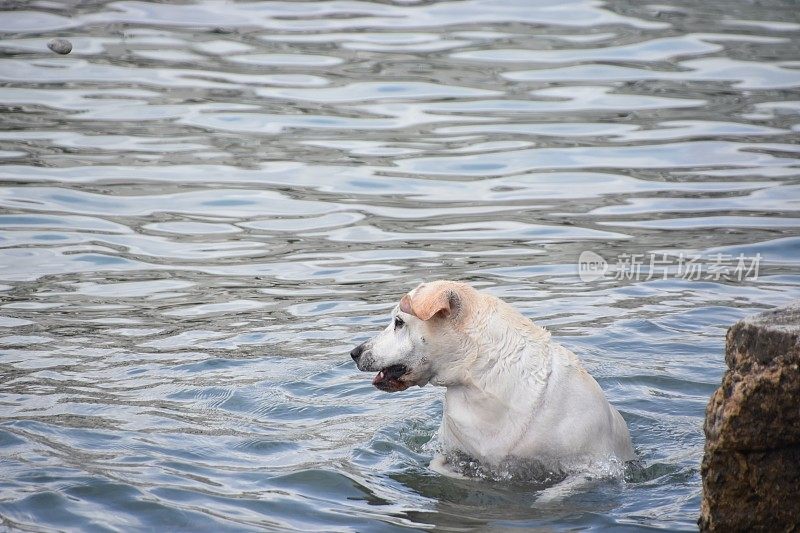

left=402, top=283, right=461, bottom=321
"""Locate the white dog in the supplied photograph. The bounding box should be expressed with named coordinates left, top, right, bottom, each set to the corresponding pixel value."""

left=351, top=280, right=634, bottom=478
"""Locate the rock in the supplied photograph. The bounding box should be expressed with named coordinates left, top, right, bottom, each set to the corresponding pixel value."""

left=47, top=38, right=72, bottom=55
left=699, top=301, right=800, bottom=532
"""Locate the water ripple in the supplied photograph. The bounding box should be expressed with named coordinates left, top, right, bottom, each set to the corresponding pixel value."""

left=1, top=0, right=799, bottom=531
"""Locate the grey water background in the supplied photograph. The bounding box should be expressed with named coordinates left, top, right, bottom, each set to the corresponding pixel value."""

left=0, top=0, right=799, bottom=530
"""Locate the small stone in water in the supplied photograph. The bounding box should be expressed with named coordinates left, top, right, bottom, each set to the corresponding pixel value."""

left=47, top=38, right=72, bottom=55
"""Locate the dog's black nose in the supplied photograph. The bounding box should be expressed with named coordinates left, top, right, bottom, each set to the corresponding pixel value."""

left=350, top=343, right=365, bottom=362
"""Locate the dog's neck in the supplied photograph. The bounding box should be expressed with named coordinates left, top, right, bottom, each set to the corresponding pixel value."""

left=438, top=298, right=553, bottom=400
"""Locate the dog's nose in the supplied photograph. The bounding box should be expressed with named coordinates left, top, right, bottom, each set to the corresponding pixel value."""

left=350, top=343, right=365, bottom=362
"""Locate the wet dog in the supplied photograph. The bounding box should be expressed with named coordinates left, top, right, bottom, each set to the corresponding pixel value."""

left=351, top=280, right=634, bottom=477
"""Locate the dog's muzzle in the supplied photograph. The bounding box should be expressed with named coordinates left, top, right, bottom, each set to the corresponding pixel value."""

left=350, top=342, right=413, bottom=392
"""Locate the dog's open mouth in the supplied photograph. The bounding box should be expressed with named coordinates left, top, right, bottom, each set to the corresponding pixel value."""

left=373, top=364, right=410, bottom=392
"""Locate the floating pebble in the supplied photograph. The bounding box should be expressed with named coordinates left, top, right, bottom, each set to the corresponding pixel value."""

left=47, top=38, right=72, bottom=55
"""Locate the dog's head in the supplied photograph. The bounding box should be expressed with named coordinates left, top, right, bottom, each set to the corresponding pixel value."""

left=350, top=280, right=476, bottom=392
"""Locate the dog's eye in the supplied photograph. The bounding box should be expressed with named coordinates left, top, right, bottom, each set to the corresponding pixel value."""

left=394, top=316, right=404, bottom=329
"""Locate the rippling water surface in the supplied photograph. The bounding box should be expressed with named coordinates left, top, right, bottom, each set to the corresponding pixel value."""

left=1, top=0, right=799, bottom=530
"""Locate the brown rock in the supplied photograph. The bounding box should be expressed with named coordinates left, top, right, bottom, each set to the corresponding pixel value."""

left=699, top=301, right=800, bottom=532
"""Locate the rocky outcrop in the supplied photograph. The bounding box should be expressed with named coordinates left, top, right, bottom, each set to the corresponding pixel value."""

left=699, top=301, right=800, bottom=532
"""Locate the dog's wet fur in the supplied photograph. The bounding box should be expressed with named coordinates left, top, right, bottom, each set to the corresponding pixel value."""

left=351, top=280, right=634, bottom=479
